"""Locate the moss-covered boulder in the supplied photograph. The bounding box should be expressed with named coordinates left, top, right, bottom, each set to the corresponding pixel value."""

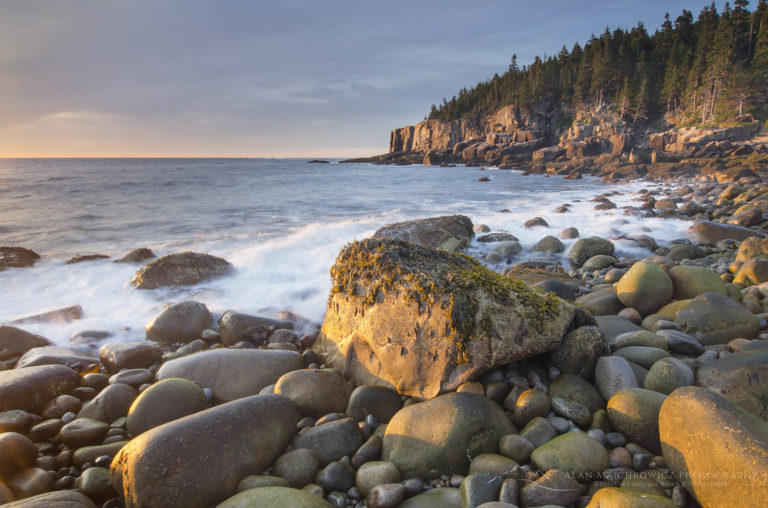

left=372, top=215, right=473, bottom=251
left=313, top=239, right=582, bottom=398
left=616, top=261, right=673, bottom=315
left=381, top=393, right=515, bottom=478
left=131, top=252, right=233, bottom=289
left=568, top=237, right=615, bottom=267
left=668, top=265, right=727, bottom=300
left=736, top=236, right=768, bottom=262
left=659, top=387, right=768, bottom=507
left=697, top=350, right=768, bottom=419
left=675, top=293, right=759, bottom=345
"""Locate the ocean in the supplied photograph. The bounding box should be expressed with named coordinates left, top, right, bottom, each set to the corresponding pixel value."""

left=0, top=158, right=691, bottom=346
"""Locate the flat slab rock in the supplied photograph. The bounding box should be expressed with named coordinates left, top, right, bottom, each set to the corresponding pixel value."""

left=313, top=238, right=583, bottom=398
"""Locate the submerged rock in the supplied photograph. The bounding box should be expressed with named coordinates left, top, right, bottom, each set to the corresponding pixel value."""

left=313, top=239, right=581, bottom=398
left=372, top=215, right=473, bottom=251
left=0, top=246, right=40, bottom=271
left=130, top=252, right=233, bottom=289
left=567, top=237, right=615, bottom=268
left=115, top=247, right=156, bottom=264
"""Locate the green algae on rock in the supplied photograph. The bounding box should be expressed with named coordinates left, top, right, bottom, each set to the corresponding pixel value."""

left=314, top=238, right=583, bottom=398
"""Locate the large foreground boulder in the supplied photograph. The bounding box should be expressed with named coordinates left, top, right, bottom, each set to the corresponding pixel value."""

left=111, top=394, right=300, bottom=508
left=156, top=349, right=303, bottom=403
left=130, top=252, right=233, bottom=289
left=659, top=387, right=768, bottom=507
left=372, top=215, right=473, bottom=251
left=382, top=393, right=516, bottom=477
left=313, top=239, right=581, bottom=398
left=0, top=365, right=80, bottom=412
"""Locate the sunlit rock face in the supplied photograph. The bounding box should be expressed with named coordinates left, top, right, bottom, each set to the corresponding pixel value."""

left=313, top=238, right=585, bottom=398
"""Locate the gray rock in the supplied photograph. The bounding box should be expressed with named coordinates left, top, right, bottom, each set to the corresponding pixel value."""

left=130, top=251, right=233, bottom=289
left=575, top=288, right=624, bottom=316
left=355, top=461, right=400, bottom=496
left=73, top=441, right=129, bottom=467
left=315, top=460, right=355, bottom=492
left=0, top=365, right=79, bottom=413
left=551, top=397, right=591, bottom=426
left=157, top=349, right=303, bottom=403
left=498, top=434, right=535, bottom=465
left=549, top=374, right=605, bottom=413
left=346, top=385, right=403, bottom=423
left=396, top=487, right=461, bottom=508
left=111, top=394, right=300, bottom=508
left=613, top=346, right=671, bottom=369
left=519, top=417, right=557, bottom=448
left=531, top=235, right=565, bottom=253
left=595, top=356, right=638, bottom=401
left=0, top=326, right=52, bottom=362
left=77, top=466, right=115, bottom=504
left=99, top=342, right=161, bottom=373
left=127, top=378, right=209, bottom=436
left=595, top=315, right=643, bottom=343
left=460, top=473, right=503, bottom=508
left=292, top=417, right=362, bottom=466
left=655, top=329, right=703, bottom=356
left=115, top=247, right=155, bottom=264
left=77, top=383, right=137, bottom=423
left=568, top=237, right=615, bottom=267
left=235, top=475, right=288, bottom=492
left=0, top=491, right=95, bottom=508
left=372, top=215, right=474, bottom=251
left=468, top=454, right=520, bottom=479
left=675, top=292, right=760, bottom=345
left=217, top=311, right=293, bottom=346
left=607, top=388, right=666, bottom=454
left=273, top=448, right=320, bottom=488
left=382, top=393, right=516, bottom=478
left=545, top=326, right=607, bottom=379
left=14, top=346, right=97, bottom=370
left=697, top=350, right=768, bottom=419
left=274, top=369, right=352, bottom=418
left=644, top=357, right=694, bottom=395
left=58, top=418, right=109, bottom=448
left=687, top=221, right=763, bottom=243
left=531, top=431, right=609, bottom=477
left=366, top=483, right=406, bottom=508
left=216, top=486, right=332, bottom=508
left=145, top=301, right=213, bottom=343
left=520, top=469, right=582, bottom=507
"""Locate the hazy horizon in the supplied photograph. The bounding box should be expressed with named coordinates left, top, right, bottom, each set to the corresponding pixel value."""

left=3, top=0, right=724, bottom=158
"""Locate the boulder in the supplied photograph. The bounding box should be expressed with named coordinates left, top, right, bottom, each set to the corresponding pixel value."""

left=616, top=262, right=673, bottom=315
left=595, top=356, right=638, bottom=401
left=727, top=207, right=763, bottom=227
left=127, top=378, right=209, bottom=436
left=531, top=235, right=565, bottom=253
left=372, top=215, right=473, bottom=252
left=549, top=374, right=605, bottom=413
left=733, top=257, right=768, bottom=285
left=0, top=365, right=79, bottom=412
left=382, top=393, right=516, bottom=477
left=644, top=358, right=694, bottom=395
left=346, top=385, right=403, bottom=423
left=675, top=292, right=759, bottom=345
left=111, top=394, right=299, bottom=508
left=686, top=221, right=763, bottom=243
left=0, top=491, right=96, bottom=508
left=587, top=487, right=676, bottom=507
left=14, top=346, right=97, bottom=370
left=696, top=350, right=768, bottom=419
left=216, top=487, right=332, bottom=508
left=530, top=431, right=609, bottom=478
left=607, top=388, right=666, bottom=454
left=0, top=326, right=53, bottom=362
left=274, top=369, right=352, bottom=418
left=77, top=383, right=137, bottom=423
left=99, top=342, right=162, bottom=373
left=292, top=417, right=362, bottom=466
left=217, top=311, right=293, bottom=346
left=145, top=301, right=212, bottom=343
left=313, top=239, right=580, bottom=398
left=576, top=288, right=624, bottom=316
left=115, top=248, right=155, bottom=264
left=568, top=237, right=615, bottom=267
left=595, top=315, right=643, bottom=342
left=545, top=326, right=608, bottom=379
left=0, top=246, right=40, bottom=271
left=156, top=349, right=303, bottom=403
left=668, top=265, right=727, bottom=300
left=130, top=252, right=233, bottom=289
left=659, top=387, right=768, bottom=507
left=736, top=236, right=768, bottom=262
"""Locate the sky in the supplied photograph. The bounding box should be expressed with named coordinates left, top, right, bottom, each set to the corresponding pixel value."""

left=1, top=0, right=725, bottom=158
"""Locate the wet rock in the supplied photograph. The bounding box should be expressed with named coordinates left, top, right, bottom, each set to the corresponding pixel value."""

left=6, top=468, right=52, bottom=501
left=315, top=460, right=355, bottom=492
left=559, top=227, right=579, bottom=239
left=697, top=350, right=768, bottom=419
left=575, top=288, right=624, bottom=316
left=273, top=448, right=320, bottom=488
left=675, top=292, right=759, bottom=345
left=0, top=432, right=38, bottom=481
left=356, top=461, right=400, bottom=496
left=72, top=441, right=128, bottom=468
left=668, top=265, right=727, bottom=300
left=532, top=279, right=580, bottom=301
left=314, top=239, right=580, bottom=398
left=115, top=247, right=156, bottom=264
left=275, top=369, right=352, bottom=418
left=372, top=215, right=473, bottom=251
left=587, top=487, right=675, bottom=507
left=607, top=388, right=666, bottom=454
left=77, top=466, right=115, bottom=504
left=0, top=410, right=31, bottom=434
left=595, top=356, right=638, bottom=401
left=582, top=255, right=618, bottom=270
left=145, top=301, right=213, bottom=343
left=531, top=235, right=565, bottom=253
left=217, top=486, right=332, bottom=508
left=0, top=247, right=40, bottom=271
left=477, top=233, right=518, bottom=243
left=156, top=349, right=303, bottom=403
left=126, top=378, right=209, bottom=436
left=0, top=365, right=79, bottom=413
left=616, top=261, right=673, bottom=315
left=346, top=385, right=403, bottom=423
left=99, top=342, right=161, bottom=373
left=382, top=393, right=516, bottom=477
left=0, top=326, right=53, bottom=362
left=111, top=394, right=299, bottom=508
left=14, top=346, right=96, bottom=370
left=130, top=251, right=233, bottom=289
left=9, top=305, right=84, bottom=326
left=549, top=374, right=605, bottom=413
left=568, top=237, right=615, bottom=267
left=659, top=387, right=768, bottom=507
left=292, top=417, right=362, bottom=466
left=77, top=383, right=137, bottom=423
left=644, top=357, right=694, bottom=395
left=687, top=221, right=763, bottom=243
left=520, top=469, right=582, bottom=507
left=66, top=254, right=109, bottom=264
left=531, top=431, right=609, bottom=477
left=58, top=418, right=109, bottom=447
left=217, top=311, right=293, bottom=346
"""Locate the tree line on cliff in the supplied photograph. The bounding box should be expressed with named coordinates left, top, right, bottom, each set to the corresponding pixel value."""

left=428, top=1, right=768, bottom=127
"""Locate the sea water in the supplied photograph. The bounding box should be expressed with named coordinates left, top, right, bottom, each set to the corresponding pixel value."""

left=0, top=158, right=691, bottom=346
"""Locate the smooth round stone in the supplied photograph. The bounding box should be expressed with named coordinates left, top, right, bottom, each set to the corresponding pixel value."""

left=582, top=255, right=618, bottom=271
left=399, top=487, right=460, bottom=507
left=81, top=373, right=109, bottom=391
left=468, top=453, right=520, bottom=480
left=589, top=487, right=676, bottom=507
left=608, top=447, right=632, bottom=468
left=606, top=432, right=626, bottom=447
left=675, top=292, right=760, bottom=345
left=519, top=417, right=557, bottom=448
left=352, top=435, right=382, bottom=468
left=216, top=486, right=332, bottom=508
left=273, top=448, right=320, bottom=488
left=7, top=468, right=52, bottom=499
left=99, top=341, right=161, bottom=373
left=595, top=356, right=639, bottom=401
left=315, top=460, right=355, bottom=493
left=126, top=377, right=209, bottom=436
left=549, top=374, right=605, bottom=413
left=28, top=419, right=63, bottom=442
left=0, top=433, right=38, bottom=480
left=235, top=475, right=288, bottom=492
left=613, top=346, right=671, bottom=369
left=513, top=389, right=550, bottom=427
left=551, top=397, right=591, bottom=426
left=355, top=461, right=400, bottom=496
left=293, top=417, right=362, bottom=466
left=145, top=300, right=213, bottom=343
left=275, top=369, right=353, bottom=419
left=548, top=416, right=571, bottom=433
left=520, top=469, right=582, bottom=507
left=76, top=466, right=115, bottom=503
left=668, top=265, right=728, bottom=300
left=546, top=326, right=608, bottom=379
left=42, top=395, right=82, bottom=419
left=77, top=383, right=137, bottom=424
left=58, top=418, right=109, bottom=448
left=0, top=410, right=32, bottom=434
left=460, top=473, right=503, bottom=508
left=366, top=483, right=406, bottom=508
left=568, top=237, right=615, bottom=267
left=606, top=388, right=666, bottom=455
left=457, top=382, right=485, bottom=394
left=587, top=428, right=607, bottom=445
left=109, top=369, right=154, bottom=388
left=530, top=432, right=609, bottom=477
left=644, top=357, right=694, bottom=394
